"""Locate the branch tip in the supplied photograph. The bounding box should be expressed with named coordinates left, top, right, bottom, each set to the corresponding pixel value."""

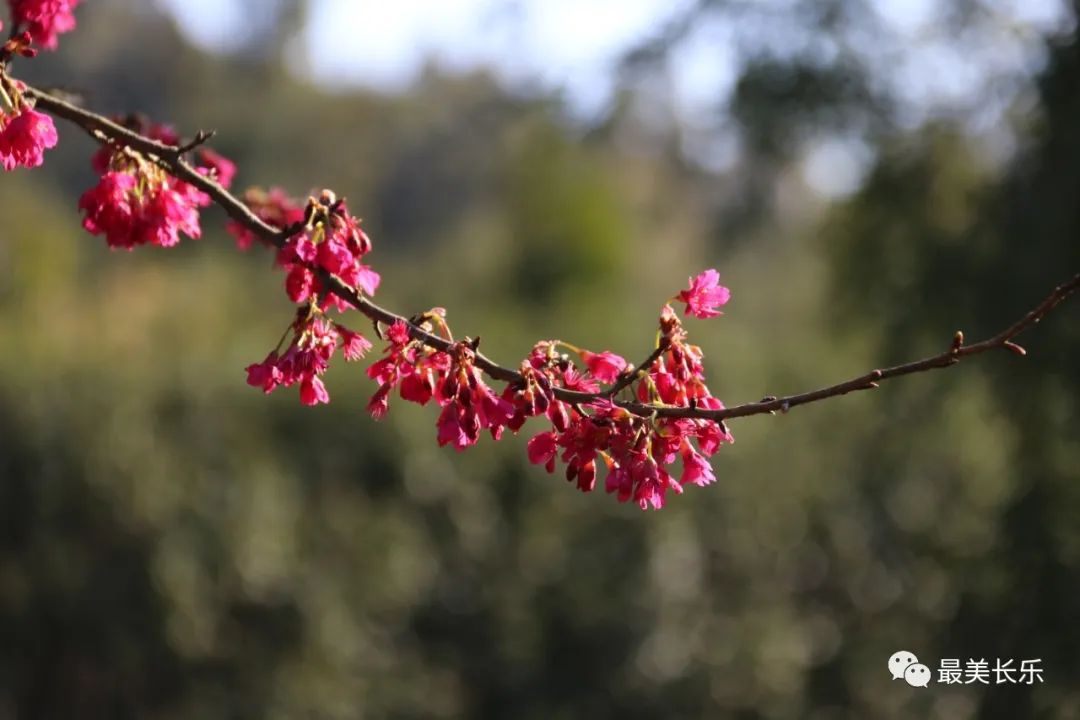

left=175, top=129, right=216, bottom=155
left=1003, top=341, right=1027, bottom=356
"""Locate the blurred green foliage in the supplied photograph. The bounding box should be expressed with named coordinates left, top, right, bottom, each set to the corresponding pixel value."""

left=0, top=2, right=1078, bottom=719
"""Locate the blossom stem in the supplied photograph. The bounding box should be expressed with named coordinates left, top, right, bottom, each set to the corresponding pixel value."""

left=21, top=83, right=1080, bottom=424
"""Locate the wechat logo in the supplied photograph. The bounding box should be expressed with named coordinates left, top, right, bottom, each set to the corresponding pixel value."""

left=889, top=650, right=930, bottom=688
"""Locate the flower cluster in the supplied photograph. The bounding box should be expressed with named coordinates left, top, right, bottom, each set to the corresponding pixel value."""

left=366, top=318, right=447, bottom=419
left=353, top=270, right=734, bottom=510
left=435, top=342, right=516, bottom=450
left=246, top=307, right=372, bottom=406
left=524, top=275, right=734, bottom=509
left=0, top=75, right=58, bottom=171
left=78, top=118, right=231, bottom=249
left=270, top=190, right=380, bottom=310
left=0, top=102, right=56, bottom=170
left=7, top=0, right=80, bottom=50
left=365, top=313, right=518, bottom=451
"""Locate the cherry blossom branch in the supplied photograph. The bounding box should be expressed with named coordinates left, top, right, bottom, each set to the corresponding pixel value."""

left=21, top=85, right=1080, bottom=424
left=681, top=270, right=1080, bottom=421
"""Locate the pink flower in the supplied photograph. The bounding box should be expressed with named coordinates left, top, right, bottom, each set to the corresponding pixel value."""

left=265, top=194, right=382, bottom=305
left=140, top=186, right=201, bottom=247
left=245, top=352, right=284, bottom=394
left=527, top=431, right=558, bottom=472
left=367, top=386, right=391, bottom=419
left=399, top=372, right=434, bottom=405
left=197, top=148, right=236, bottom=188
left=679, top=444, right=716, bottom=487
left=316, top=237, right=354, bottom=277
left=605, top=462, right=633, bottom=503
left=9, top=0, right=80, bottom=50
left=436, top=404, right=469, bottom=451
left=244, top=316, right=342, bottom=407
left=580, top=350, right=628, bottom=383
left=285, top=265, right=315, bottom=303
left=0, top=107, right=58, bottom=170
left=569, top=459, right=597, bottom=493
left=696, top=418, right=734, bottom=456
left=676, top=269, right=731, bottom=319
left=354, top=265, right=381, bottom=296
left=337, top=325, right=372, bottom=361
left=387, top=321, right=411, bottom=345
left=79, top=171, right=138, bottom=247
left=80, top=127, right=210, bottom=251
left=300, top=376, right=330, bottom=406
left=630, top=456, right=682, bottom=511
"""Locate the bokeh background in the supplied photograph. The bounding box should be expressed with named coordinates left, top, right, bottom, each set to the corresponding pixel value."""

left=1, top=1, right=1079, bottom=718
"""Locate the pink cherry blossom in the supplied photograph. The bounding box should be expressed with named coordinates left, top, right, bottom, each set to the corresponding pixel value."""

left=140, top=186, right=201, bottom=247
left=285, top=265, right=315, bottom=304
left=245, top=352, right=284, bottom=394
left=0, top=106, right=58, bottom=170
left=268, top=193, right=382, bottom=307
left=78, top=171, right=138, bottom=246
left=245, top=317, right=342, bottom=405
left=78, top=116, right=225, bottom=250
left=527, top=431, right=558, bottom=472
left=8, top=0, right=80, bottom=50
left=337, top=325, right=373, bottom=361
left=580, top=350, right=628, bottom=383
left=523, top=299, right=734, bottom=509
left=79, top=171, right=208, bottom=250
left=677, top=269, right=731, bottom=319
left=679, top=444, right=716, bottom=487
left=300, top=376, right=330, bottom=406
left=197, top=148, right=236, bottom=188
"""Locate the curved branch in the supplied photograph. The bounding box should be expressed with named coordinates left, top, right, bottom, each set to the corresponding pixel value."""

left=24, top=85, right=1080, bottom=422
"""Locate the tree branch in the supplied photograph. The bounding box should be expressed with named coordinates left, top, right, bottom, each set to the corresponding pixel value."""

left=24, top=85, right=1080, bottom=423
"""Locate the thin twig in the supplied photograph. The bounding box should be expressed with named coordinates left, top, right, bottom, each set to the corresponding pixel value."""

left=23, top=84, right=1080, bottom=422
left=604, top=341, right=670, bottom=398
left=175, top=129, right=216, bottom=155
